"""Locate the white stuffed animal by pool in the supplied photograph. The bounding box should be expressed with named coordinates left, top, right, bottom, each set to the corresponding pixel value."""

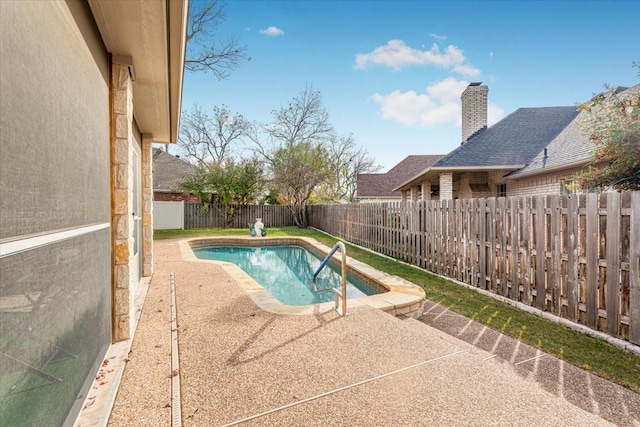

left=254, top=218, right=264, bottom=237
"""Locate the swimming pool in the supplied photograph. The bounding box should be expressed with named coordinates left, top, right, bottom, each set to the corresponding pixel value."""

left=193, top=245, right=380, bottom=306
left=182, top=237, right=425, bottom=318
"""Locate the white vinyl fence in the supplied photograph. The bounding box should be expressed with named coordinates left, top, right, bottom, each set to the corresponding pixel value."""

left=153, top=201, right=184, bottom=230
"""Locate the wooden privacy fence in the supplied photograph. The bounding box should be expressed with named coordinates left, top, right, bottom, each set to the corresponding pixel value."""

left=307, top=192, right=640, bottom=344
left=184, top=203, right=295, bottom=229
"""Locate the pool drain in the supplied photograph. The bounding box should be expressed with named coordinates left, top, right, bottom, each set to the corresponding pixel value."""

left=170, top=272, right=182, bottom=427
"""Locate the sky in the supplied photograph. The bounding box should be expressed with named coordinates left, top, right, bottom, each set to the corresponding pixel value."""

left=180, top=0, right=640, bottom=172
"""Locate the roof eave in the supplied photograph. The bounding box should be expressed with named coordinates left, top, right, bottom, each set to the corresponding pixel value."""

left=393, top=165, right=524, bottom=192
left=88, top=0, right=188, bottom=143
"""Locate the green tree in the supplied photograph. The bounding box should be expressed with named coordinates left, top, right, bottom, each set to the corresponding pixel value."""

left=270, top=141, right=331, bottom=227
left=181, top=157, right=265, bottom=226
left=577, top=79, right=640, bottom=191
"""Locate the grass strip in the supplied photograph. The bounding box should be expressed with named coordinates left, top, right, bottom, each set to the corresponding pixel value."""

left=154, top=226, right=640, bottom=392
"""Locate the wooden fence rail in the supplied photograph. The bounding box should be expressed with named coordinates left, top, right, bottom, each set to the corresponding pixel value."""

left=307, top=192, right=640, bottom=344
left=184, top=203, right=296, bottom=229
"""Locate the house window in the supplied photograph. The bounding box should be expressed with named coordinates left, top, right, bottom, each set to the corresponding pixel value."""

left=497, top=183, right=507, bottom=198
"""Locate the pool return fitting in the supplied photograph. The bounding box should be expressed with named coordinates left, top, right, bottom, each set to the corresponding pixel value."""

left=312, top=241, right=347, bottom=316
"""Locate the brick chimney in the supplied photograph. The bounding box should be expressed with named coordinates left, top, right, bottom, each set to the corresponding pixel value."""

left=461, top=82, right=488, bottom=144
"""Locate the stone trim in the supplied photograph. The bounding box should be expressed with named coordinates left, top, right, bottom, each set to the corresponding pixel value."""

left=142, top=134, right=154, bottom=277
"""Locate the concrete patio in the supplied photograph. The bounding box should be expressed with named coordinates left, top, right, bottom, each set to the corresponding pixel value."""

left=89, top=239, right=639, bottom=426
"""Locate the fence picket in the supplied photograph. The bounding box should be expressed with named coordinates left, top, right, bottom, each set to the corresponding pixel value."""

left=630, top=192, right=640, bottom=345
left=510, top=197, right=519, bottom=301
left=585, top=194, right=599, bottom=328
left=479, top=198, right=487, bottom=290
left=534, top=195, right=546, bottom=310
left=566, top=195, right=579, bottom=320
left=549, top=195, right=561, bottom=315
left=606, top=192, right=621, bottom=335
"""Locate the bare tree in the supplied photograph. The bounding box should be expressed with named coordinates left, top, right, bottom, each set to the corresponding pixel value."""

left=266, top=85, right=333, bottom=145
left=185, top=0, right=249, bottom=79
left=178, top=104, right=249, bottom=166
left=249, top=86, right=335, bottom=227
left=319, top=134, right=382, bottom=202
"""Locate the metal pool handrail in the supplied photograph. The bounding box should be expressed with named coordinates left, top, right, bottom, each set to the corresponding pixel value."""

left=312, top=241, right=347, bottom=316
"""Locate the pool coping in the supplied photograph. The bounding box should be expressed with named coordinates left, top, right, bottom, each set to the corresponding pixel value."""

left=179, top=236, right=425, bottom=318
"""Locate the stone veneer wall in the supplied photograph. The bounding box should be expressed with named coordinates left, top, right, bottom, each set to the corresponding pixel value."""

left=111, top=60, right=134, bottom=342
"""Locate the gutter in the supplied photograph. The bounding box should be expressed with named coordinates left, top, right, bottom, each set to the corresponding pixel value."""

left=504, top=159, right=591, bottom=180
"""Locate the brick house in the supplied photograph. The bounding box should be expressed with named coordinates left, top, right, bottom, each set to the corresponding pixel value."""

left=0, top=1, right=187, bottom=424
left=505, top=85, right=639, bottom=194
left=356, top=155, right=444, bottom=202
left=394, top=83, right=639, bottom=200
left=153, top=148, right=199, bottom=202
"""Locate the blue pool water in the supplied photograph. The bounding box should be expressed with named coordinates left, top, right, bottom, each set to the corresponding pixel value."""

left=193, top=245, right=381, bottom=306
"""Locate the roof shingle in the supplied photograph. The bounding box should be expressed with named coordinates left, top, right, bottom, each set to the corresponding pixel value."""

left=152, top=148, right=198, bottom=192
left=357, top=155, right=443, bottom=198
left=433, top=107, right=579, bottom=168
left=511, top=85, right=640, bottom=177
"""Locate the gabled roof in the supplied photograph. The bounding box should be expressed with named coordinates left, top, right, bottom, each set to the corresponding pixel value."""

left=357, top=155, right=443, bottom=198
left=433, top=106, right=579, bottom=168
left=394, top=106, right=580, bottom=191
left=509, top=84, right=640, bottom=178
left=152, top=148, right=198, bottom=192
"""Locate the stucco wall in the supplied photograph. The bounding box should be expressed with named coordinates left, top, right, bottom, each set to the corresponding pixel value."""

left=0, top=2, right=111, bottom=426
left=0, top=0, right=110, bottom=239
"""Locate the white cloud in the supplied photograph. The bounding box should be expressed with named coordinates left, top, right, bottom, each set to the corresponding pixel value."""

left=260, top=26, right=284, bottom=36
left=488, top=103, right=504, bottom=126
left=489, top=51, right=494, bottom=59
left=354, top=40, right=480, bottom=77
left=370, top=77, right=504, bottom=129
left=370, top=77, right=468, bottom=127
left=430, top=33, right=447, bottom=41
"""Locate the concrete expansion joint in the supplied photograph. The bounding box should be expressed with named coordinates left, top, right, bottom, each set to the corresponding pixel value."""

left=218, top=349, right=467, bottom=427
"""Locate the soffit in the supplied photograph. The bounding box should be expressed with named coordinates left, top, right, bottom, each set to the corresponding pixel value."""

left=88, top=0, right=188, bottom=143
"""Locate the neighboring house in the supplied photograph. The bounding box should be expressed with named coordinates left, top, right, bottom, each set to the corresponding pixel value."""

left=394, top=83, right=639, bottom=200
left=0, top=2, right=187, bottom=425
left=356, top=155, right=443, bottom=202
left=153, top=148, right=199, bottom=202
left=506, top=85, right=640, bottom=194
